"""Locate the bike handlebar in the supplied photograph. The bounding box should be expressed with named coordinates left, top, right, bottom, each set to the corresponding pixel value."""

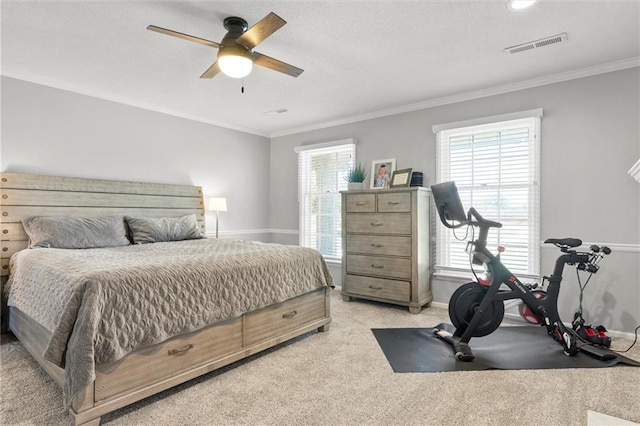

left=468, top=207, right=503, bottom=229
left=465, top=207, right=611, bottom=273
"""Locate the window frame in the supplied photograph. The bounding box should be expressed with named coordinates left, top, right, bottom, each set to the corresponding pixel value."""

left=295, top=138, right=356, bottom=261
left=433, top=109, right=542, bottom=279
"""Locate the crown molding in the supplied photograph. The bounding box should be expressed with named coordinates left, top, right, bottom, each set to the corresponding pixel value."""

left=270, top=57, right=640, bottom=138
left=4, top=57, right=638, bottom=140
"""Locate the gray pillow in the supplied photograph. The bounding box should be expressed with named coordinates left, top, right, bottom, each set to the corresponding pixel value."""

left=22, top=216, right=130, bottom=249
left=125, top=214, right=203, bottom=244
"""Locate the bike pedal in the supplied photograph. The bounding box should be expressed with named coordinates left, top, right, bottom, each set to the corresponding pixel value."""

left=576, top=325, right=612, bottom=348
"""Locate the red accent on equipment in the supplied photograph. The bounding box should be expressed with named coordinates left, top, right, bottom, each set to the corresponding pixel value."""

left=518, top=290, right=547, bottom=324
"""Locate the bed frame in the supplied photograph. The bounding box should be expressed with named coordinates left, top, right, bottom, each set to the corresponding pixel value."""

left=0, top=172, right=331, bottom=425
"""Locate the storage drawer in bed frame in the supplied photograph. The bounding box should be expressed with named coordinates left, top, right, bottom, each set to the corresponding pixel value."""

left=93, top=288, right=329, bottom=403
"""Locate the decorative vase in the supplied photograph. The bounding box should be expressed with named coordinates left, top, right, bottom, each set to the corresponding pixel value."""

left=348, top=182, right=365, bottom=191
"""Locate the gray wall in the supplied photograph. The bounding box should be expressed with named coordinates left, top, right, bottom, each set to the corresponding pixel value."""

left=1, top=76, right=271, bottom=237
left=2, top=69, right=638, bottom=334
left=270, top=67, right=640, bottom=335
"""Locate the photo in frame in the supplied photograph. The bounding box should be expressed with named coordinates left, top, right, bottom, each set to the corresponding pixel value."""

left=370, top=159, right=396, bottom=189
left=390, top=168, right=413, bottom=188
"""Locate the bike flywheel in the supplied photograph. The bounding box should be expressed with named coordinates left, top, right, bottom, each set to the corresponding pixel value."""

left=449, top=282, right=505, bottom=337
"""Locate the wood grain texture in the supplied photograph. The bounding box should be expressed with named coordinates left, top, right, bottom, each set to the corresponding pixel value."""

left=1, top=188, right=203, bottom=209
left=344, top=193, right=376, bottom=213
left=346, top=213, right=412, bottom=235
left=1, top=172, right=202, bottom=197
left=9, top=307, right=64, bottom=386
left=346, top=235, right=412, bottom=257
left=243, top=289, right=327, bottom=346
left=341, top=188, right=432, bottom=313
left=344, top=275, right=410, bottom=302
left=346, top=254, right=412, bottom=280
left=377, top=192, right=411, bottom=213
left=2, top=172, right=332, bottom=426
left=0, top=172, right=205, bottom=276
left=95, top=317, right=243, bottom=402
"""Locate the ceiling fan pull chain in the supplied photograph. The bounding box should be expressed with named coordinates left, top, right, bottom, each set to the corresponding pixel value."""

left=241, top=78, right=245, bottom=94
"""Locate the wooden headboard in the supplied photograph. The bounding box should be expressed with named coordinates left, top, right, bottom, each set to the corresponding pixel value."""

left=0, top=172, right=205, bottom=278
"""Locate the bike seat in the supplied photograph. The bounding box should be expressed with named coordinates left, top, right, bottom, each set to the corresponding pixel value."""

left=544, top=238, right=582, bottom=248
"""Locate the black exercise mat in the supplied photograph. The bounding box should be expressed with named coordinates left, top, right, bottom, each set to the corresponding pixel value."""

left=371, top=323, right=640, bottom=373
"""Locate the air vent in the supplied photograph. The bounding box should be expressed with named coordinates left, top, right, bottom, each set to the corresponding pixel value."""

left=504, top=32, right=567, bottom=54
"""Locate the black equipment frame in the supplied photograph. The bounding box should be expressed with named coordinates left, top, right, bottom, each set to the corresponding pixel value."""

left=431, top=182, right=612, bottom=361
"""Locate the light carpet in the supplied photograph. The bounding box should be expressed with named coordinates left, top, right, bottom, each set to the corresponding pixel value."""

left=1, top=289, right=639, bottom=425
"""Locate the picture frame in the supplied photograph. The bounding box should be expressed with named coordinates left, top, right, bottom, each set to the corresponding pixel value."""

left=390, top=168, right=413, bottom=188
left=370, top=158, right=396, bottom=189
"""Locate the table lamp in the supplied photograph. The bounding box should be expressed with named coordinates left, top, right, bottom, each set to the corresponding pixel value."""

left=208, top=197, right=227, bottom=238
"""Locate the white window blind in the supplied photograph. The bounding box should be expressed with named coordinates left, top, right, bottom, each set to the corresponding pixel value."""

left=435, top=113, right=541, bottom=277
left=296, top=140, right=355, bottom=260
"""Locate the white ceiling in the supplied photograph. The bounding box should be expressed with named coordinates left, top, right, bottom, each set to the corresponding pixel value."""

left=2, top=1, right=639, bottom=137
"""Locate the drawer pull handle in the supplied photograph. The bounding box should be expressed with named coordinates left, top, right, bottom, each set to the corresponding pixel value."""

left=371, top=244, right=384, bottom=248
left=283, top=310, right=298, bottom=319
left=370, top=264, right=384, bottom=269
left=168, top=343, right=194, bottom=356
left=388, top=201, right=399, bottom=205
left=368, top=285, right=383, bottom=290
left=356, top=201, right=367, bottom=205
left=370, top=222, right=384, bottom=227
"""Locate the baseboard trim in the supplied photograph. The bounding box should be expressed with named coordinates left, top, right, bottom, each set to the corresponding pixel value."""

left=430, top=301, right=448, bottom=310
left=205, top=228, right=299, bottom=238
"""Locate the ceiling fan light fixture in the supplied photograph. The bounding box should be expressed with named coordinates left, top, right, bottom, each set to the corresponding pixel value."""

left=508, top=0, right=538, bottom=10
left=148, top=12, right=303, bottom=80
left=218, top=46, right=253, bottom=79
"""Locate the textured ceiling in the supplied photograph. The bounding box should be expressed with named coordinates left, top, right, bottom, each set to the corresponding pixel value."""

left=2, top=1, right=639, bottom=137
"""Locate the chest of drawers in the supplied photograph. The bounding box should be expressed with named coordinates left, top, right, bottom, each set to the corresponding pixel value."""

left=341, top=187, right=432, bottom=313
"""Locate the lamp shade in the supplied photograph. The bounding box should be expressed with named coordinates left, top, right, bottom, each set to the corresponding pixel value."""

left=508, top=0, right=537, bottom=10
left=218, top=46, right=253, bottom=79
left=208, top=197, right=227, bottom=212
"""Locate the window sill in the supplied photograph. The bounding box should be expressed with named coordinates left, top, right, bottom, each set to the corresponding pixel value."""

left=323, top=257, right=342, bottom=266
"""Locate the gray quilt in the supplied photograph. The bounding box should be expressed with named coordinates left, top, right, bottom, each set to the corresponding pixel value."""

left=5, top=238, right=333, bottom=406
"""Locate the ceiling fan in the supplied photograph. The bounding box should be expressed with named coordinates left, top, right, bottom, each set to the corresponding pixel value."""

left=147, top=12, right=303, bottom=80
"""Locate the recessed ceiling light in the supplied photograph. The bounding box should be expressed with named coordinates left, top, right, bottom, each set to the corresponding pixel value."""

left=508, top=0, right=538, bottom=10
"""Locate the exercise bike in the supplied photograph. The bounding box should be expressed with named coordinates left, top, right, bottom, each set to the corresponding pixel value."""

left=430, top=181, right=613, bottom=362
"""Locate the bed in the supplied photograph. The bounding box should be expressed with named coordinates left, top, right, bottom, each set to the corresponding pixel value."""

left=0, top=172, right=333, bottom=425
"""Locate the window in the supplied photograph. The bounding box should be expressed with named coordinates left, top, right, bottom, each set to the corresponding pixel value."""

left=296, top=139, right=355, bottom=260
left=434, top=110, right=541, bottom=277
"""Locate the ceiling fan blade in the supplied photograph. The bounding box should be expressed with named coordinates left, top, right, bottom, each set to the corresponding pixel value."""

left=236, top=12, right=286, bottom=50
left=200, top=61, right=221, bottom=78
left=253, top=52, right=303, bottom=77
left=147, top=25, right=220, bottom=49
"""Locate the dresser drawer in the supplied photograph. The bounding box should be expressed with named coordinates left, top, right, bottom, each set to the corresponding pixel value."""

left=346, top=213, right=411, bottom=235
left=347, top=254, right=412, bottom=279
left=345, top=193, right=376, bottom=212
left=244, top=289, right=327, bottom=346
left=377, top=192, right=411, bottom=213
left=345, top=275, right=410, bottom=302
left=346, top=235, right=411, bottom=257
